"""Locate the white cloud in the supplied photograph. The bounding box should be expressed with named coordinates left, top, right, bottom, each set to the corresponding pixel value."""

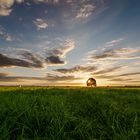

left=33, top=0, right=59, bottom=4
left=0, top=8, right=12, bottom=16
left=34, top=18, right=48, bottom=30
left=76, top=4, right=96, bottom=20
left=0, top=0, right=24, bottom=16
left=105, top=38, right=124, bottom=47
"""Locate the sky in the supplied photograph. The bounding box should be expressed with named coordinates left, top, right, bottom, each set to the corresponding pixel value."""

left=0, top=0, right=140, bottom=86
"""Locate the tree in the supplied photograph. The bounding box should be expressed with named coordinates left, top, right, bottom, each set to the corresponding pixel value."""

left=87, top=78, right=96, bottom=87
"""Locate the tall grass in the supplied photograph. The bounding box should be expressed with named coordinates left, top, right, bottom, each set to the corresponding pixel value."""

left=0, top=87, right=139, bottom=140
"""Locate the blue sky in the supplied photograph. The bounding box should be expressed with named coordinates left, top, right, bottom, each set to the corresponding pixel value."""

left=0, top=0, right=140, bottom=86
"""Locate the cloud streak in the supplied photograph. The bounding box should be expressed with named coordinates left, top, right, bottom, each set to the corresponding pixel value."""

left=0, top=52, right=44, bottom=68
left=105, top=38, right=124, bottom=47
left=46, top=73, right=82, bottom=82
left=54, top=65, right=97, bottom=74
left=93, top=66, right=125, bottom=75
left=0, top=72, right=44, bottom=82
left=0, top=39, right=75, bottom=68
left=88, top=47, right=140, bottom=60
left=0, top=72, right=81, bottom=83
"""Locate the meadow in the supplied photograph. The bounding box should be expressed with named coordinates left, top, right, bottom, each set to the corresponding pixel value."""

left=0, top=87, right=139, bottom=140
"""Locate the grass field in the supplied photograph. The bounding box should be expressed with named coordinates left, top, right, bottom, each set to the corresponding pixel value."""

left=0, top=87, right=139, bottom=140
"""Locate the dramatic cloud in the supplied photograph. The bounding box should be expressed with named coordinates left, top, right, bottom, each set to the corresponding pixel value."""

left=34, top=18, right=48, bottom=30
left=45, top=40, right=75, bottom=65
left=46, top=56, right=64, bottom=65
left=88, top=47, right=140, bottom=60
left=0, top=51, right=44, bottom=68
left=0, top=39, right=75, bottom=68
left=54, top=65, right=97, bottom=74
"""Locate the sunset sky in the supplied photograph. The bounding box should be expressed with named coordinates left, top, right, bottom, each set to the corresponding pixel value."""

left=0, top=0, right=140, bottom=86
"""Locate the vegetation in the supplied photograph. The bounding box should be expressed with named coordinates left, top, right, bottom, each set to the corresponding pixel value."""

left=0, top=87, right=139, bottom=140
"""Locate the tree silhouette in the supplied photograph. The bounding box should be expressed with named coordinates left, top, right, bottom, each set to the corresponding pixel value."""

left=87, top=78, right=96, bottom=87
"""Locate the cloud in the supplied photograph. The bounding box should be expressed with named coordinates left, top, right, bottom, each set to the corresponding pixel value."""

left=93, top=66, right=125, bottom=75
left=0, top=39, right=75, bottom=68
left=46, top=56, right=64, bottom=64
left=0, top=0, right=58, bottom=16
left=0, top=73, right=9, bottom=78
left=88, top=47, right=140, bottom=60
left=34, top=18, right=48, bottom=30
left=33, top=0, right=59, bottom=4
left=105, top=38, right=124, bottom=47
left=19, top=50, right=44, bottom=67
left=0, top=73, right=45, bottom=82
left=94, top=72, right=140, bottom=80
left=0, top=0, right=24, bottom=16
left=46, top=73, right=81, bottom=82
left=45, top=39, right=75, bottom=65
left=0, top=25, right=13, bottom=41
left=109, top=78, right=134, bottom=82
left=0, top=72, right=82, bottom=83
left=119, top=72, right=140, bottom=77
left=0, top=51, right=44, bottom=68
left=54, top=65, right=97, bottom=74
left=0, top=8, right=12, bottom=16
left=76, top=4, right=96, bottom=20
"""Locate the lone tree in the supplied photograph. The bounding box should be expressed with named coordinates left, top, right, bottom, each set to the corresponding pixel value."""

left=87, top=78, right=96, bottom=87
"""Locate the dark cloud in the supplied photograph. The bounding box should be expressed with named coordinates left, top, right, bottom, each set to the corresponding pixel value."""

left=45, top=40, right=75, bottom=65
left=54, top=65, right=97, bottom=74
left=0, top=39, right=75, bottom=68
left=20, top=50, right=43, bottom=67
left=0, top=52, right=44, bottom=68
left=46, top=56, right=64, bottom=65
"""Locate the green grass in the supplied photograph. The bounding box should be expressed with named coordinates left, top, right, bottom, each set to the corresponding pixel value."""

left=0, top=87, right=139, bottom=140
